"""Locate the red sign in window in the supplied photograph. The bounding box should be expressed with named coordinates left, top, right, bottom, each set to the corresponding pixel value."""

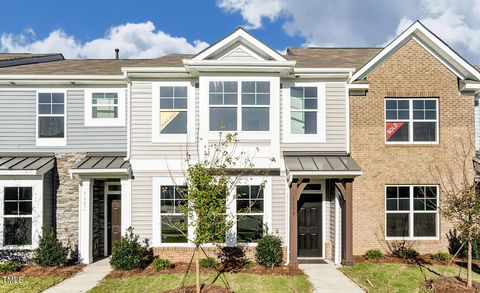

left=386, top=122, right=405, bottom=141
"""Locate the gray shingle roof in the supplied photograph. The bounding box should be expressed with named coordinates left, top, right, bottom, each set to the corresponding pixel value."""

left=0, top=153, right=55, bottom=175
left=73, top=153, right=129, bottom=170
left=286, top=48, right=382, bottom=69
left=0, top=53, right=64, bottom=68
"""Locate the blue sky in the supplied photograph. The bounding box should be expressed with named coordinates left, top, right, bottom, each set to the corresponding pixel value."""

left=0, top=0, right=478, bottom=64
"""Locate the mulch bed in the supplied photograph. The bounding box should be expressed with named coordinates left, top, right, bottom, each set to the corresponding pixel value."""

left=106, top=262, right=304, bottom=279
left=423, top=277, right=480, bottom=293
left=0, top=264, right=84, bottom=278
left=353, top=254, right=479, bottom=266
left=163, top=285, right=233, bottom=293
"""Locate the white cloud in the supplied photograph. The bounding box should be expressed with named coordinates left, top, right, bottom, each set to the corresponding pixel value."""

left=217, top=0, right=480, bottom=63
left=0, top=21, right=209, bottom=59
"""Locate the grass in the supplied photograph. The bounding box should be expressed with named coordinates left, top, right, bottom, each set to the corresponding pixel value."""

left=88, top=273, right=313, bottom=293
left=340, top=263, right=480, bottom=293
left=0, top=276, right=64, bottom=293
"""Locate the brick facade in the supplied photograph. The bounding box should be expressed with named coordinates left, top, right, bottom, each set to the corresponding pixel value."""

left=350, top=39, right=476, bottom=255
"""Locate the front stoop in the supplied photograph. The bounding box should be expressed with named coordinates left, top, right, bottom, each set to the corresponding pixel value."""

left=300, top=262, right=364, bottom=293
left=43, top=258, right=112, bottom=293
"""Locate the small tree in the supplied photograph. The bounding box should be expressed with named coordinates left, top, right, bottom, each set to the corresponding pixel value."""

left=433, top=139, right=480, bottom=287
left=33, top=230, right=69, bottom=267
left=166, top=133, right=271, bottom=292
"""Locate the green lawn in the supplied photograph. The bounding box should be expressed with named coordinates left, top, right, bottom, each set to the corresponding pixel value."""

left=340, top=263, right=480, bottom=293
left=0, top=276, right=64, bottom=293
left=89, top=273, right=313, bottom=293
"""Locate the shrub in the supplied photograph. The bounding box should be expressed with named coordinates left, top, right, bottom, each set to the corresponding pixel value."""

left=199, top=257, right=217, bottom=269
left=243, top=260, right=255, bottom=269
left=0, top=261, right=20, bottom=273
left=217, top=246, right=246, bottom=272
left=152, top=258, right=172, bottom=270
left=447, top=229, right=480, bottom=259
left=110, top=227, right=148, bottom=270
left=32, top=230, right=69, bottom=267
left=365, top=249, right=384, bottom=260
left=432, top=252, right=451, bottom=261
left=255, top=234, right=283, bottom=268
left=397, top=247, right=419, bottom=259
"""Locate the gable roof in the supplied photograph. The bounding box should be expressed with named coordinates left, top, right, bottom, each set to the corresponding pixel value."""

left=351, top=21, right=480, bottom=82
left=286, top=48, right=382, bottom=69
left=191, top=27, right=287, bottom=62
left=0, top=53, right=64, bottom=68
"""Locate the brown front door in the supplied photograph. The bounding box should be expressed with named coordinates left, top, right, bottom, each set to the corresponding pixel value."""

left=107, top=194, right=121, bottom=255
left=298, top=194, right=323, bottom=257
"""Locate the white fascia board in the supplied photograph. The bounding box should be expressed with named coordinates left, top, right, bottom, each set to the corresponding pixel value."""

left=69, top=168, right=130, bottom=176
left=121, top=67, right=187, bottom=73
left=347, top=84, right=369, bottom=89
left=0, top=75, right=125, bottom=80
left=0, top=170, right=38, bottom=176
left=183, top=60, right=296, bottom=67
left=294, top=68, right=355, bottom=74
left=351, top=21, right=480, bottom=82
left=192, top=28, right=287, bottom=62
left=288, top=170, right=363, bottom=177
left=460, top=81, right=480, bottom=92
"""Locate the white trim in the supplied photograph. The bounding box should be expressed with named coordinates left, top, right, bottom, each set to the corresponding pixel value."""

left=120, top=178, right=131, bottom=237
left=192, top=28, right=287, bottom=62
left=78, top=178, right=93, bottom=264
left=0, top=170, right=38, bottom=176
left=36, top=89, right=67, bottom=147
left=104, top=182, right=122, bottom=257
left=384, top=184, right=440, bottom=241
left=345, top=80, right=351, bottom=154
left=151, top=81, right=196, bottom=143
left=289, top=171, right=363, bottom=177
left=126, top=79, right=132, bottom=160
left=282, top=81, right=327, bottom=143
left=350, top=21, right=480, bottom=82
left=384, top=98, right=439, bottom=144
left=69, top=169, right=130, bottom=176
left=217, top=44, right=265, bottom=61
left=0, top=75, right=125, bottom=80
left=0, top=179, right=43, bottom=250
left=84, top=88, right=126, bottom=127
left=347, top=84, right=369, bottom=90
left=334, top=191, right=341, bottom=264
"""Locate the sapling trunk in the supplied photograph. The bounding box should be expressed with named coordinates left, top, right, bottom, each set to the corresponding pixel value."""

left=196, top=247, right=200, bottom=293
left=468, top=240, right=472, bottom=288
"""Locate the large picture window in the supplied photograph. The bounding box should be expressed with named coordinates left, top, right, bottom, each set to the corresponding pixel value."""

left=385, top=185, right=438, bottom=239
left=38, top=92, right=65, bottom=139
left=209, top=81, right=270, bottom=132
left=236, top=185, right=264, bottom=243
left=385, top=98, right=438, bottom=143
left=160, top=186, right=188, bottom=243
left=3, top=187, right=32, bottom=246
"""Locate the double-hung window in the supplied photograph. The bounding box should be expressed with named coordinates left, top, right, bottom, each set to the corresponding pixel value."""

left=385, top=185, right=439, bottom=239
left=209, top=80, right=271, bottom=132
left=385, top=98, right=438, bottom=143
left=92, top=93, right=118, bottom=119
left=84, top=89, right=125, bottom=127
left=37, top=92, right=65, bottom=145
left=3, top=187, right=32, bottom=246
left=236, top=185, right=264, bottom=243
left=160, top=86, right=188, bottom=134
left=160, top=186, right=188, bottom=243
left=290, top=87, right=318, bottom=134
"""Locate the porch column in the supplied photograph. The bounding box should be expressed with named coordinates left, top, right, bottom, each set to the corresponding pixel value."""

left=289, top=178, right=309, bottom=267
left=78, top=178, right=93, bottom=264
left=120, top=178, right=132, bottom=236
left=335, top=180, right=354, bottom=266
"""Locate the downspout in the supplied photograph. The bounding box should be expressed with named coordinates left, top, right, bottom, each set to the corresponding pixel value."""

left=285, top=168, right=292, bottom=265
left=346, top=71, right=353, bottom=155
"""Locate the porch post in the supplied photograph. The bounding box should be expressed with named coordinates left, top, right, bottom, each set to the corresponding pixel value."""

left=335, top=180, right=354, bottom=266
left=289, top=179, right=309, bottom=267
left=78, top=178, right=93, bottom=264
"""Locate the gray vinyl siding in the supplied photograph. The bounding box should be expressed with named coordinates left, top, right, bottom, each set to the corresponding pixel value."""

left=42, top=169, right=55, bottom=234
left=130, top=81, right=197, bottom=160
left=280, top=82, right=347, bottom=152
left=271, top=175, right=287, bottom=241
left=0, top=89, right=126, bottom=152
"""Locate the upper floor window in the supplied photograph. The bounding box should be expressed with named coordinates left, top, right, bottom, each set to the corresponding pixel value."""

left=209, top=81, right=270, bottom=131
left=152, top=82, right=194, bottom=142
left=385, top=98, right=438, bottom=143
left=160, top=86, right=188, bottom=134
left=84, top=89, right=125, bottom=127
left=282, top=83, right=326, bottom=143
left=291, top=87, right=317, bottom=134
left=385, top=185, right=438, bottom=239
left=37, top=91, right=66, bottom=146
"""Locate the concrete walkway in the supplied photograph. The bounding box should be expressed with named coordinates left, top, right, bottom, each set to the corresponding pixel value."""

left=300, top=263, right=364, bottom=293
left=44, top=258, right=112, bottom=293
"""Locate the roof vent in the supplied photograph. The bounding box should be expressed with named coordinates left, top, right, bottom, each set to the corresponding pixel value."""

left=115, top=48, right=119, bottom=59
